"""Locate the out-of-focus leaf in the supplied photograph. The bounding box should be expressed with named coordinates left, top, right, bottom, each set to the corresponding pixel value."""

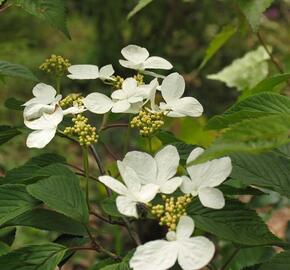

left=193, top=114, right=290, bottom=164
left=207, top=46, right=270, bottom=91
left=231, top=151, right=290, bottom=198
left=236, top=0, right=274, bottom=32
left=207, top=93, right=290, bottom=130
left=127, top=0, right=153, bottom=19
left=259, top=250, right=290, bottom=270
left=0, top=126, right=21, bottom=146
left=187, top=199, right=282, bottom=246
left=0, top=60, right=38, bottom=81
left=0, top=243, right=67, bottom=270
left=4, top=98, right=25, bottom=111
left=14, top=0, right=70, bottom=38
left=0, top=228, right=16, bottom=246
left=200, top=24, right=237, bottom=69
left=27, top=174, right=89, bottom=223
left=0, top=242, right=9, bottom=256
left=101, top=196, right=122, bottom=218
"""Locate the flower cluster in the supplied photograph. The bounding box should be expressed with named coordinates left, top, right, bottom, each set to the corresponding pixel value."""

left=22, top=45, right=232, bottom=270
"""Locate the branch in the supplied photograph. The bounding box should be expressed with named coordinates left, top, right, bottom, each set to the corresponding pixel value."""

left=90, top=210, right=126, bottom=226
left=100, top=123, right=129, bottom=132
left=122, top=217, right=142, bottom=246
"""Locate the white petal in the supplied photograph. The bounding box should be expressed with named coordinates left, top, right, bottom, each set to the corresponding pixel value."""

left=67, top=65, right=99, bottom=80
left=32, top=83, right=56, bottom=98
left=137, top=184, right=159, bottom=203
left=137, top=78, right=159, bottom=100
left=180, top=176, right=198, bottom=196
left=99, top=64, right=114, bottom=79
left=62, top=106, right=86, bottom=115
left=111, top=100, right=131, bottom=113
left=176, top=216, right=195, bottom=240
left=23, top=103, right=56, bottom=121
left=122, top=102, right=143, bottom=114
left=128, top=96, right=143, bottom=104
left=121, top=45, right=149, bottom=64
left=122, top=151, right=157, bottom=184
left=161, top=73, right=185, bottom=103
left=116, top=195, right=138, bottom=218
left=122, top=78, right=138, bottom=95
left=178, top=237, right=215, bottom=270
left=98, top=175, right=127, bottom=195
left=111, top=90, right=126, bottom=100
left=130, top=240, right=178, bottom=270
left=155, top=145, right=180, bottom=184
left=83, top=93, right=113, bottom=114
left=166, top=97, right=203, bottom=117
left=121, top=166, right=142, bottom=195
left=143, top=56, right=173, bottom=70
left=119, top=60, right=142, bottom=70
left=159, top=177, right=182, bottom=194
left=198, top=187, right=225, bottom=209
left=26, top=129, right=56, bottom=148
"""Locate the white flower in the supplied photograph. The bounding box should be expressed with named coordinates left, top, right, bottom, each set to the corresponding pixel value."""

left=180, top=147, right=232, bottom=209
left=155, top=72, right=203, bottom=118
left=23, top=83, right=61, bottom=121
left=130, top=216, right=215, bottom=270
left=119, top=145, right=182, bottom=194
left=67, top=64, right=115, bottom=81
left=99, top=166, right=159, bottom=218
left=83, top=78, right=157, bottom=114
left=119, top=45, right=172, bottom=71
left=24, top=106, right=63, bottom=149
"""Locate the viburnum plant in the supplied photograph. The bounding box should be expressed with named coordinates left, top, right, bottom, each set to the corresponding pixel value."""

left=1, top=42, right=290, bottom=270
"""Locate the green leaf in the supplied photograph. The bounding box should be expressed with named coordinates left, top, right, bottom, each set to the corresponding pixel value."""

left=0, top=243, right=67, bottom=270
left=224, top=247, right=275, bottom=270
left=187, top=199, right=282, bottom=246
left=2, top=209, right=87, bottom=236
left=207, top=93, right=290, bottom=130
left=231, top=151, right=290, bottom=198
left=200, top=24, right=237, bottom=69
left=27, top=175, right=89, bottom=223
left=101, top=196, right=122, bottom=218
left=100, top=251, right=133, bottom=270
left=259, top=250, right=290, bottom=270
left=194, top=114, right=290, bottom=164
left=127, top=0, right=153, bottom=19
left=90, top=259, right=116, bottom=270
left=0, top=60, right=38, bottom=81
left=14, top=0, right=70, bottom=38
left=0, top=126, right=21, bottom=146
left=4, top=98, right=25, bottom=111
left=236, top=0, right=274, bottom=32
left=240, top=73, right=290, bottom=100
left=207, top=46, right=270, bottom=91
left=0, top=184, right=40, bottom=226
left=0, top=228, right=16, bottom=246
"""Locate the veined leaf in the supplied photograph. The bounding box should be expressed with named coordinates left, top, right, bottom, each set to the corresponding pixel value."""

left=0, top=126, right=21, bottom=146
left=194, top=114, right=290, bottom=163
left=27, top=174, right=89, bottom=223
left=259, top=250, right=290, bottom=270
left=128, top=0, right=153, bottom=19
left=207, top=93, right=290, bottom=130
left=236, top=0, right=274, bottom=32
left=0, top=184, right=40, bottom=226
left=207, top=46, right=270, bottom=91
left=14, top=0, right=70, bottom=38
left=200, top=24, right=237, bottom=69
left=187, top=199, right=282, bottom=246
left=4, top=98, right=25, bottom=111
left=0, top=60, right=38, bottom=81
left=0, top=243, right=67, bottom=270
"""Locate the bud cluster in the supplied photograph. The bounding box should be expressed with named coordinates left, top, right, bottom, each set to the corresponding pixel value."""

left=133, top=73, right=144, bottom=85
left=39, top=54, right=71, bottom=76
left=64, top=115, right=98, bottom=146
left=112, top=75, right=124, bottom=89
left=60, top=93, right=84, bottom=109
left=130, top=109, right=164, bottom=137
left=150, top=194, right=192, bottom=231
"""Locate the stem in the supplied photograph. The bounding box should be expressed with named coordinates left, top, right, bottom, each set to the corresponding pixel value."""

left=98, top=113, right=109, bottom=132
left=220, top=247, right=240, bottom=270
left=56, top=76, right=61, bottom=94
left=82, top=146, right=90, bottom=209
left=148, top=137, right=153, bottom=154
left=90, top=210, right=126, bottom=226
left=123, top=124, right=131, bottom=156
left=122, top=217, right=142, bottom=246
left=100, top=123, right=129, bottom=132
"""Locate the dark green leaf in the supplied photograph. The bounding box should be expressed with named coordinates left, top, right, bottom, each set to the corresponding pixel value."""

left=90, top=258, right=116, bottom=270
left=4, top=98, right=25, bottom=111
left=207, top=93, right=290, bottom=130
left=0, top=243, right=67, bottom=270
left=187, top=199, right=282, bottom=246
left=128, top=0, right=153, bottom=19
left=0, top=126, right=21, bottom=146
left=0, top=184, right=40, bottom=226
left=0, top=242, right=10, bottom=256
left=259, top=250, right=290, bottom=270
left=14, top=0, right=70, bottom=38
left=101, top=251, right=133, bottom=270
left=0, top=60, right=38, bottom=81
left=231, top=151, right=290, bottom=198
left=236, top=0, right=274, bottom=32
left=0, top=228, right=16, bottom=246
left=2, top=209, right=87, bottom=236
left=101, top=196, right=122, bottom=218
left=200, top=24, right=237, bottom=69
left=27, top=175, right=89, bottom=223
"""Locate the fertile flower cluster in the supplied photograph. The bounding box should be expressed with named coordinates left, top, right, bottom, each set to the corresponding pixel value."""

left=39, top=54, right=71, bottom=76
left=22, top=45, right=232, bottom=270
left=64, top=115, right=98, bottom=146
